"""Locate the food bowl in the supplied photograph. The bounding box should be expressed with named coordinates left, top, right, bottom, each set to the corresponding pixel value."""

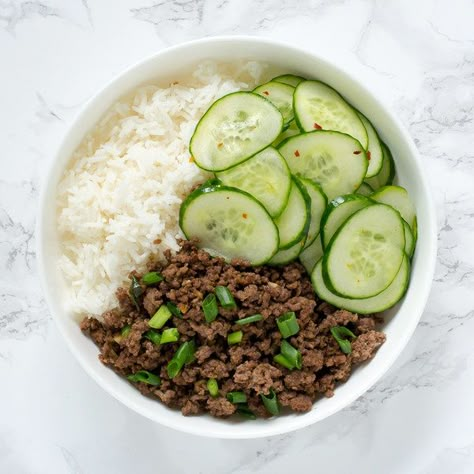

left=37, top=36, right=437, bottom=439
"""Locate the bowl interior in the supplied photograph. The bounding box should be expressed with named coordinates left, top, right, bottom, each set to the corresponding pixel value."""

left=38, top=37, right=436, bottom=439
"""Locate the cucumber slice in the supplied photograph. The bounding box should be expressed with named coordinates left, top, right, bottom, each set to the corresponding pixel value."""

left=371, top=185, right=416, bottom=230
left=179, top=184, right=279, bottom=265
left=299, top=237, right=323, bottom=274
left=278, top=131, right=368, bottom=201
left=323, top=204, right=406, bottom=299
left=254, top=82, right=295, bottom=128
left=312, top=255, right=409, bottom=314
left=268, top=237, right=306, bottom=265
left=403, top=219, right=416, bottom=258
left=272, top=74, right=306, bottom=87
left=190, top=91, right=283, bottom=171
left=357, top=113, right=383, bottom=177
left=365, top=143, right=395, bottom=190
left=294, top=80, right=368, bottom=149
left=274, top=177, right=311, bottom=249
left=216, top=147, right=291, bottom=218
left=272, top=120, right=300, bottom=147
left=297, top=177, right=327, bottom=248
left=357, top=182, right=374, bottom=196
left=320, top=194, right=374, bottom=248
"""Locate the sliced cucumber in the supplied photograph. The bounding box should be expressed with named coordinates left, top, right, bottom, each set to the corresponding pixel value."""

left=216, top=147, right=291, bottom=218
left=371, top=185, right=416, bottom=230
left=323, top=204, right=405, bottom=299
left=179, top=184, right=279, bottom=265
left=312, top=255, right=409, bottom=314
left=365, top=143, right=395, bottom=190
left=299, top=237, right=323, bottom=274
left=278, top=131, right=368, bottom=201
left=357, top=113, right=383, bottom=177
left=254, top=82, right=295, bottom=128
left=320, top=194, right=374, bottom=248
left=273, top=74, right=306, bottom=87
left=190, top=91, right=283, bottom=171
left=272, top=120, right=300, bottom=147
left=268, top=237, right=306, bottom=265
left=294, top=80, right=368, bottom=149
left=357, top=182, right=374, bottom=196
left=274, top=177, right=311, bottom=249
left=403, top=219, right=416, bottom=258
left=297, top=177, right=327, bottom=248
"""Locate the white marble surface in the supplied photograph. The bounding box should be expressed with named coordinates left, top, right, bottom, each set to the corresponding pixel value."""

left=1, top=0, right=473, bottom=472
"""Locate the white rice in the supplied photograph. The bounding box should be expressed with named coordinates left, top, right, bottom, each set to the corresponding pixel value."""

left=57, top=61, right=266, bottom=315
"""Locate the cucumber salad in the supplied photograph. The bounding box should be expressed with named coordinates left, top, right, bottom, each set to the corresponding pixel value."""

left=180, top=74, right=416, bottom=314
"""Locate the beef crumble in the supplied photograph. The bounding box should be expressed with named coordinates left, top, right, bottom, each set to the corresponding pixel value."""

left=81, top=240, right=385, bottom=418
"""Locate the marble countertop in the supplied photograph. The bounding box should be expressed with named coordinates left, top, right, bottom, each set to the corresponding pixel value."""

left=1, top=0, right=473, bottom=472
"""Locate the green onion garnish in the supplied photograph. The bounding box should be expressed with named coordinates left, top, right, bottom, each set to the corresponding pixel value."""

left=127, top=370, right=161, bottom=386
left=273, top=353, right=295, bottom=370
left=226, top=391, right=247, bottom=404
left=160, top=327, right=180, bottom=344
left=236, top=405, right=257, bottom=420
left=236, top=314, right=263, bottom=325
left=227, top=330, right=243, bottom=345
left=129, top=275, right=143, bottom=310
left=261, top=389, right=280, bottom=416
left=281, top=340, right=302, bottom=370
left=330, top=326, right=356, bottom=354
left=276, top=311, right=300, bottom=338
left=121, top=324, right=131, bottom=338
left=215, top=285, right=237, bottom=309
left=142, top=271, right=164, bottom=285
left=202, top=293, right=218, bottom=323
left=144, top=330, right=161, bottom=346
left=167, top=340, right=196, bottom=379
left=166, top=301, right=182, bottom=318
left=148, top=304, right=172, bottom=329
left=207, top=378, right=219, bottom=397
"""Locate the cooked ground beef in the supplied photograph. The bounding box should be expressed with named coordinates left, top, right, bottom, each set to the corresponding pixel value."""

left=81, top=240, right=385, bottom=418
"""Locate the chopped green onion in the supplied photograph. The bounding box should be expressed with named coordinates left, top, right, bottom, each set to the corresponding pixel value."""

left=167, top=340, right=196, bottom=379
left=330, top=326, right=356, bottom=354
left=236, top=314, right=263, bottom=325
left=127, top=370, right=161, bottom=386
left=129, top=275, right=143, bottom=310
left=166, top=301, right=182, bottom=318
left=276, top=311, right=300, bottom=338
left=226, top=391, right=247, bottom=404
left=236, top=405, right=257, bottom=420
left=227, top=330, right=243, bottom=345
left=215, top=285, right=237, bottom=309
left=207, top=378, right=219, bottom=397
left=142, top=271, right=164, bottom=285
left=160, top=328, right=180, bottom=344
left=144, top=330, right=161, bottom=346
left=273, top=353, right=295, bottom=370
left=113, top=325, right=131, bottom=343
left=202, top=293, right=218, bottom=323
left=261, top=389, right=280, bottom=416
left=149, top=304, right=172, bottom=329
left=281, top=340, right=302, bottom=370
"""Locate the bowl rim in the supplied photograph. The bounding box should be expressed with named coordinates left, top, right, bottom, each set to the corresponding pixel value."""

left=36, top=35, right=437, bottom=439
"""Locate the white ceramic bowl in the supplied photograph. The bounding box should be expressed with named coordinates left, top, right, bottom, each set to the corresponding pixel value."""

left=37, top=36, right=437, bottom=439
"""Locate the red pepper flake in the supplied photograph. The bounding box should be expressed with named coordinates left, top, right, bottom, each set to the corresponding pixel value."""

left=294, top=150, right=300, bottom=157
left=217, top=142, right=224, bottom=149
left=262, top=90, right=270, bottom=96
left=242, top=213, right=248, bottom=219
left=367, top=151, right=372, bottom=160
left=189, top=156, right=194, bottom=163
left=153, top=238, right=162, bottom=244
left=313, top=122, right=322, bottom=130
left=353, top=150, right=361, bottom=155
